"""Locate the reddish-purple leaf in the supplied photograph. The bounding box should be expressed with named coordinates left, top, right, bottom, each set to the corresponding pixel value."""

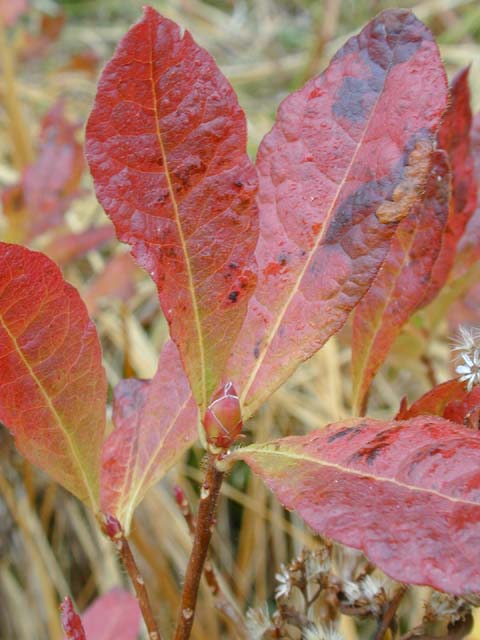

left=101, top=340, right=197, bottom=531
left=351, top=151, right=451, bottom=413
left=86, top=6, right=258, bottom=414
left=421, top=68, right=477, bottom=304
left=43, top=225, right=115, bottom=266
left=2, top=101, right=85, bottom=242
left=81, top=590, right=141, bottom=640
left=61, top=597, right=87, bottom=640
left=0, top=243, right=106, bottom=509
left=452, top=111, right=480, bottom=279
left=230, top=416, right=480, bottom=594
left=225, top=9, right=448, bottom=419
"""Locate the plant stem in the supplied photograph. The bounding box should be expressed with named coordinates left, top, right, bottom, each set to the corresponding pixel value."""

left=102, top=515, right=162, bottom=640
left=174, top=452, right=224, bottom=640
left=374, top=585, right=408, bottom=640
left=174, top=484, right=248, bottom=639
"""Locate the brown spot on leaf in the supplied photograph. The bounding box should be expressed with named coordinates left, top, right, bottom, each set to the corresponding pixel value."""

left=376, top=138, right=433, bottom=224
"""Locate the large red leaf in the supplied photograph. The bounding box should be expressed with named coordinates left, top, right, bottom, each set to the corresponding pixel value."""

left=2, top=101, right=85, bottom=242
left=351, top=151, right=451, bottom=413
left=421, top=68, right=477, bottom=304
left=82, top=590, right=141, bottom=640
left=0, top=243, right=106, bottom=509
left=101, top=340, right=197, bottom=531
left=225, top=9, right=448, bottom=419
left=86, top=6, right=258, bottom=414
left=230, top=416, right=480, bottom=594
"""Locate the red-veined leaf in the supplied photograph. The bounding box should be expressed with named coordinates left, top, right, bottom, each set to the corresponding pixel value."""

left=230, top=416, right=480, bottom=594
left=225, top=9, right=448, bottom=419
left=0, top=243, right=106, bottom=510
left=61, top=597, right=87, bottom=640
left=86, top=6, right=258, bottom=414
left=2, top=100, right=85, bottom=242
left=101, top=340, right=197, bottom=531
left=351, top=151, right=451, bottom=413
left=81, top=590, right=141, bottom=640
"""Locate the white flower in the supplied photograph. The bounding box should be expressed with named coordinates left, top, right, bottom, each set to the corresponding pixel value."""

left=303, top=623, right=344, bottom=640
left=246, top=604, right=271, bottom=639
left=275, top=563, right=292, bottom=599
left=306, top=549, right=331, bottom=580
left=452, top=326, right=480, bottom=391
left=451, top=326, right=480, bottom=353
left=456, top=351, right=480, bottom=391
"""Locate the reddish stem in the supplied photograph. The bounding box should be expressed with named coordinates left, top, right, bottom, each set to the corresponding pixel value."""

left=174, top=453, right=224, bottom=640
left=102, top=515, right=162, bottom=640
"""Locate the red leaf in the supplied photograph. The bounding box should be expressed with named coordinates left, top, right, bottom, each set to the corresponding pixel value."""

left=2, top=101, right=85, bottom=241
left=61, top=597, right=87, bottom=640
left=82, top=589, right=141, bottom=640
left=0, top=243, right=106, bottom=509
left=86, top=6, right=258, bottom=413
left=398, top=378, right=480, bottom=429
left=396, top=379, right=466, bottom=419
left=101, top=340, right=197, bottom=530
left=231, top=416, right=480, bottom=594
left=225, top=9, right=448, bottom=419
left=351, top=151, right=451, bottom=413
left=43, top=225, right=115, bottom=266
left=452, top=112, right=480, bottom=278
left=421, top=68, right=477, bottom=303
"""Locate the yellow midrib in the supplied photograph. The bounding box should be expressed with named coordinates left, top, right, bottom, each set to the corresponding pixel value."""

left=241, top=445, right=479, bottom=507
left=147, top=22, right=207, bottom=413
left=0, top=309, right=98, bottom=510
left=240, top=60, right=392, bottom=410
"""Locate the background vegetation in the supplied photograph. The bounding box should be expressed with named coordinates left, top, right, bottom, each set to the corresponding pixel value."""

left=1, top=0, right=479, bottom=638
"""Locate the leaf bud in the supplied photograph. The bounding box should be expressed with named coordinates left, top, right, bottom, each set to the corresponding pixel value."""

left=203, top=382, right=243, bottom=450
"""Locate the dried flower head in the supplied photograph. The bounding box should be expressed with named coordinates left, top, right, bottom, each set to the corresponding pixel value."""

left=275, top=563, right=292, bottom=599
left=246, top=604, right=271, bottom=639
left=303, top=623, right=344, bottom=640
left=425, top=592, right=471, bottom=624
left=452, top=326, right=480, bottom=391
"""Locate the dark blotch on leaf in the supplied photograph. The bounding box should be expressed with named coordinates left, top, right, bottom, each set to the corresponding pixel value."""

left=229, top=291, right=239, bottom=302
left=327, top=425, right=363, bottom=443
